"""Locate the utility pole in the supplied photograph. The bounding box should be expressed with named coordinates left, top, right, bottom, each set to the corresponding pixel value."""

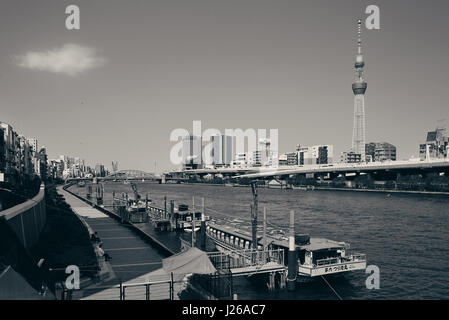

left=164, top=196, right=167, bottom=219
left=201, top=197, right=206, bottom=250
left=192, top=196, right=196, bottom=248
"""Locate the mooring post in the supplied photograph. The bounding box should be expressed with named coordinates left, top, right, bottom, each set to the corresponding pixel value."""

left=263, top=207, right=267, bottom=262
left=201, top=197, right=206, bottom=250
left=170, top=200, right=174, bottom=230
left=119, top=279, right=124, bottom=300
left=250, top=182, right=258, bottom=250
left=95, top=184, right=99, bottom=203
left=287, top=210, right=297, bottom=291
left=170, top=272, right=174, bottom=300
left=87, top=184, right=92, bottom=200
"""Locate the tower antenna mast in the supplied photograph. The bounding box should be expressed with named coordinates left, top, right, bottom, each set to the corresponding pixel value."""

left=351, top=18, right=368, bottom=162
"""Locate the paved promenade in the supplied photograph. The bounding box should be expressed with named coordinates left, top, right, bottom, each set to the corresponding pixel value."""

left=57, top=187, right=182, bottom=300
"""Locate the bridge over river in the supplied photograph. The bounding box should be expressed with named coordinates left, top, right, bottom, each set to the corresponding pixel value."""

left=166, top=158, right=449, bottom=181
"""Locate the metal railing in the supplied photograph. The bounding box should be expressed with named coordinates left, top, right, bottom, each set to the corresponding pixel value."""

left=60, top=275, right=179, bottom=300
left=119, top=278, right=175, bottom=300
left=350, top=253, right=366, bottom=262
left=316, top=257, right=339, bottom=266
left=207, top=248, right=284, bottom=271
left=315, top=253, right=366, bottom=267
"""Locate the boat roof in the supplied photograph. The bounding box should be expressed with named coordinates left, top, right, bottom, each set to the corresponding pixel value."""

left=208, top=223, right=259, bottom=242
left=208, top=222, right=346, bottom=251
left=300, top=238, right=346, bottom=251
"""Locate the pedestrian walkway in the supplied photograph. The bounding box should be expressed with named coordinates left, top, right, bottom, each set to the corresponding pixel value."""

left=57, top=187, right=175, bottom=299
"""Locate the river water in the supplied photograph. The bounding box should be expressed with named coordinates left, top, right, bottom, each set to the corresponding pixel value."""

left=78, top=182, right=449, bottom=300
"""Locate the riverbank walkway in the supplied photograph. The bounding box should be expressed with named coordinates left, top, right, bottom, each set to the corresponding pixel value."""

left=57, top=187, right=183, bottom=300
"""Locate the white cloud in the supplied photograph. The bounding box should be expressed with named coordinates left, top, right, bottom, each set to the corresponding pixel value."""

left=16, top=44, right=106, bottom=76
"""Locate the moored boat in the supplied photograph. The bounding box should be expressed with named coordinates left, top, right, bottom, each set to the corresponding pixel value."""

left=206, top=222, right=366, bottom=278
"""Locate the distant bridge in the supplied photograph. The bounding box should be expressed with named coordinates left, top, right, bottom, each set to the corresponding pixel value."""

left=105, top=170, right=158, bottom=180
left=66, top=170, right=161, bottom=183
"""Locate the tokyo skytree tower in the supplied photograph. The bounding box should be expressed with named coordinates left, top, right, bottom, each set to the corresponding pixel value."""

left=351, top=19, right=367, bottom=161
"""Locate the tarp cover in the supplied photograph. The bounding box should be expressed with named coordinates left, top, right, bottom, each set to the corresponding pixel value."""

left=162, top=247, right=217, bottom=275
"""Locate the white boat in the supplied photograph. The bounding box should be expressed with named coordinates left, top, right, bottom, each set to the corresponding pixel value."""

left=206, top=222, right=366, bottom=278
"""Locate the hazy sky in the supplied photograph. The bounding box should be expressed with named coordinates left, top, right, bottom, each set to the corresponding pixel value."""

left=1, top=0, right=448, bottom=172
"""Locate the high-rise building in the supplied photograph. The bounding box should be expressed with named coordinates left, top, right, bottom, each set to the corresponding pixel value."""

left=351, top=19, right=367, bottom=161
left=366, top=142, right=397, bottom=161
left=286, top=152, right=298, bottom=166
left=210, top=134, right=233, bottom=167
left=95, top=164, right=105, bottom=177
left=278, top=153, right=288, bottom=166
left=182, top=135, right=202, bottom=169
left=18, top=135, right=33, bottom=176
left=27, top=138, right=38, bottom=153
left=37, top=147, right=48, bottom=179
left=419, top=128, right=448, bottom=160
left=0, top=122, right=16, bottom=175
left=251, top=139, right=273, bottom=167
left=375, top=143, right=396, bottom=161
left=233, top=152, right=247, bottom=167
left=340, top=151, right=361, bottom=163
left=296, top=145, right=333, bottom=165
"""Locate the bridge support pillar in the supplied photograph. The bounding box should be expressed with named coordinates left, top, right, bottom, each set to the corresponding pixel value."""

left=268, top=272, right=276, bottom=291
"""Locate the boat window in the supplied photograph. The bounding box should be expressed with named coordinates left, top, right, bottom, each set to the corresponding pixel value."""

left=312, top=249, right=339, bottom=263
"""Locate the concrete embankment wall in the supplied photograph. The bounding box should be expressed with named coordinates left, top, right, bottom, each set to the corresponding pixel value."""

left=0, top=184, right=46, bottom=249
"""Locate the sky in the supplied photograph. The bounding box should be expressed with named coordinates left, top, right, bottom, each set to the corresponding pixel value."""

left=1, top=0, right=448, bottom=173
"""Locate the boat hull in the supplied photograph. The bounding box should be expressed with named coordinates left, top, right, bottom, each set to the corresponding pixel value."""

left=299, top=260, right=366, bottom=277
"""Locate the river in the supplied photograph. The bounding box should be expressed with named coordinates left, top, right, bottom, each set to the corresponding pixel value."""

left=72, top=182, right=449, bottom=300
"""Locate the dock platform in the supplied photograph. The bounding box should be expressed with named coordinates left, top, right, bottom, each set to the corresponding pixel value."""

left=57, top=187, right=184, bottom=300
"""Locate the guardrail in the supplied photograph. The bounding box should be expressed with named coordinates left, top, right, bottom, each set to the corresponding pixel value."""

left=0, top=184, right=46, bottom=248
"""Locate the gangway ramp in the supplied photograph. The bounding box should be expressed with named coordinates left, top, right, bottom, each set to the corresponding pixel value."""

left=207, top=248, right=286, bottom=277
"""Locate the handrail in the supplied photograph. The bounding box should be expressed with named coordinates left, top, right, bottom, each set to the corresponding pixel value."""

left=0, top=184, right=45, bottom=220
left=316, top=258, right=338, bottom=266
left=119, top=279, right=172, bottom=288
left=315, top=253, right=366, bottom=266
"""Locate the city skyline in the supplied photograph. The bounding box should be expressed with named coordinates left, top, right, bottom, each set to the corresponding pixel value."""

left=1, top=0, right=449, bottom=172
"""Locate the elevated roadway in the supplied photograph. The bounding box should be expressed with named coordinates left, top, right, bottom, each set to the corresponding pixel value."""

left=166, top=159, right=449, bottom=180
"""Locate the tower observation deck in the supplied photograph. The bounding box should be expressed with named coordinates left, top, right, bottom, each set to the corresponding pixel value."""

left=352, top=19, right=367, bottom=161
